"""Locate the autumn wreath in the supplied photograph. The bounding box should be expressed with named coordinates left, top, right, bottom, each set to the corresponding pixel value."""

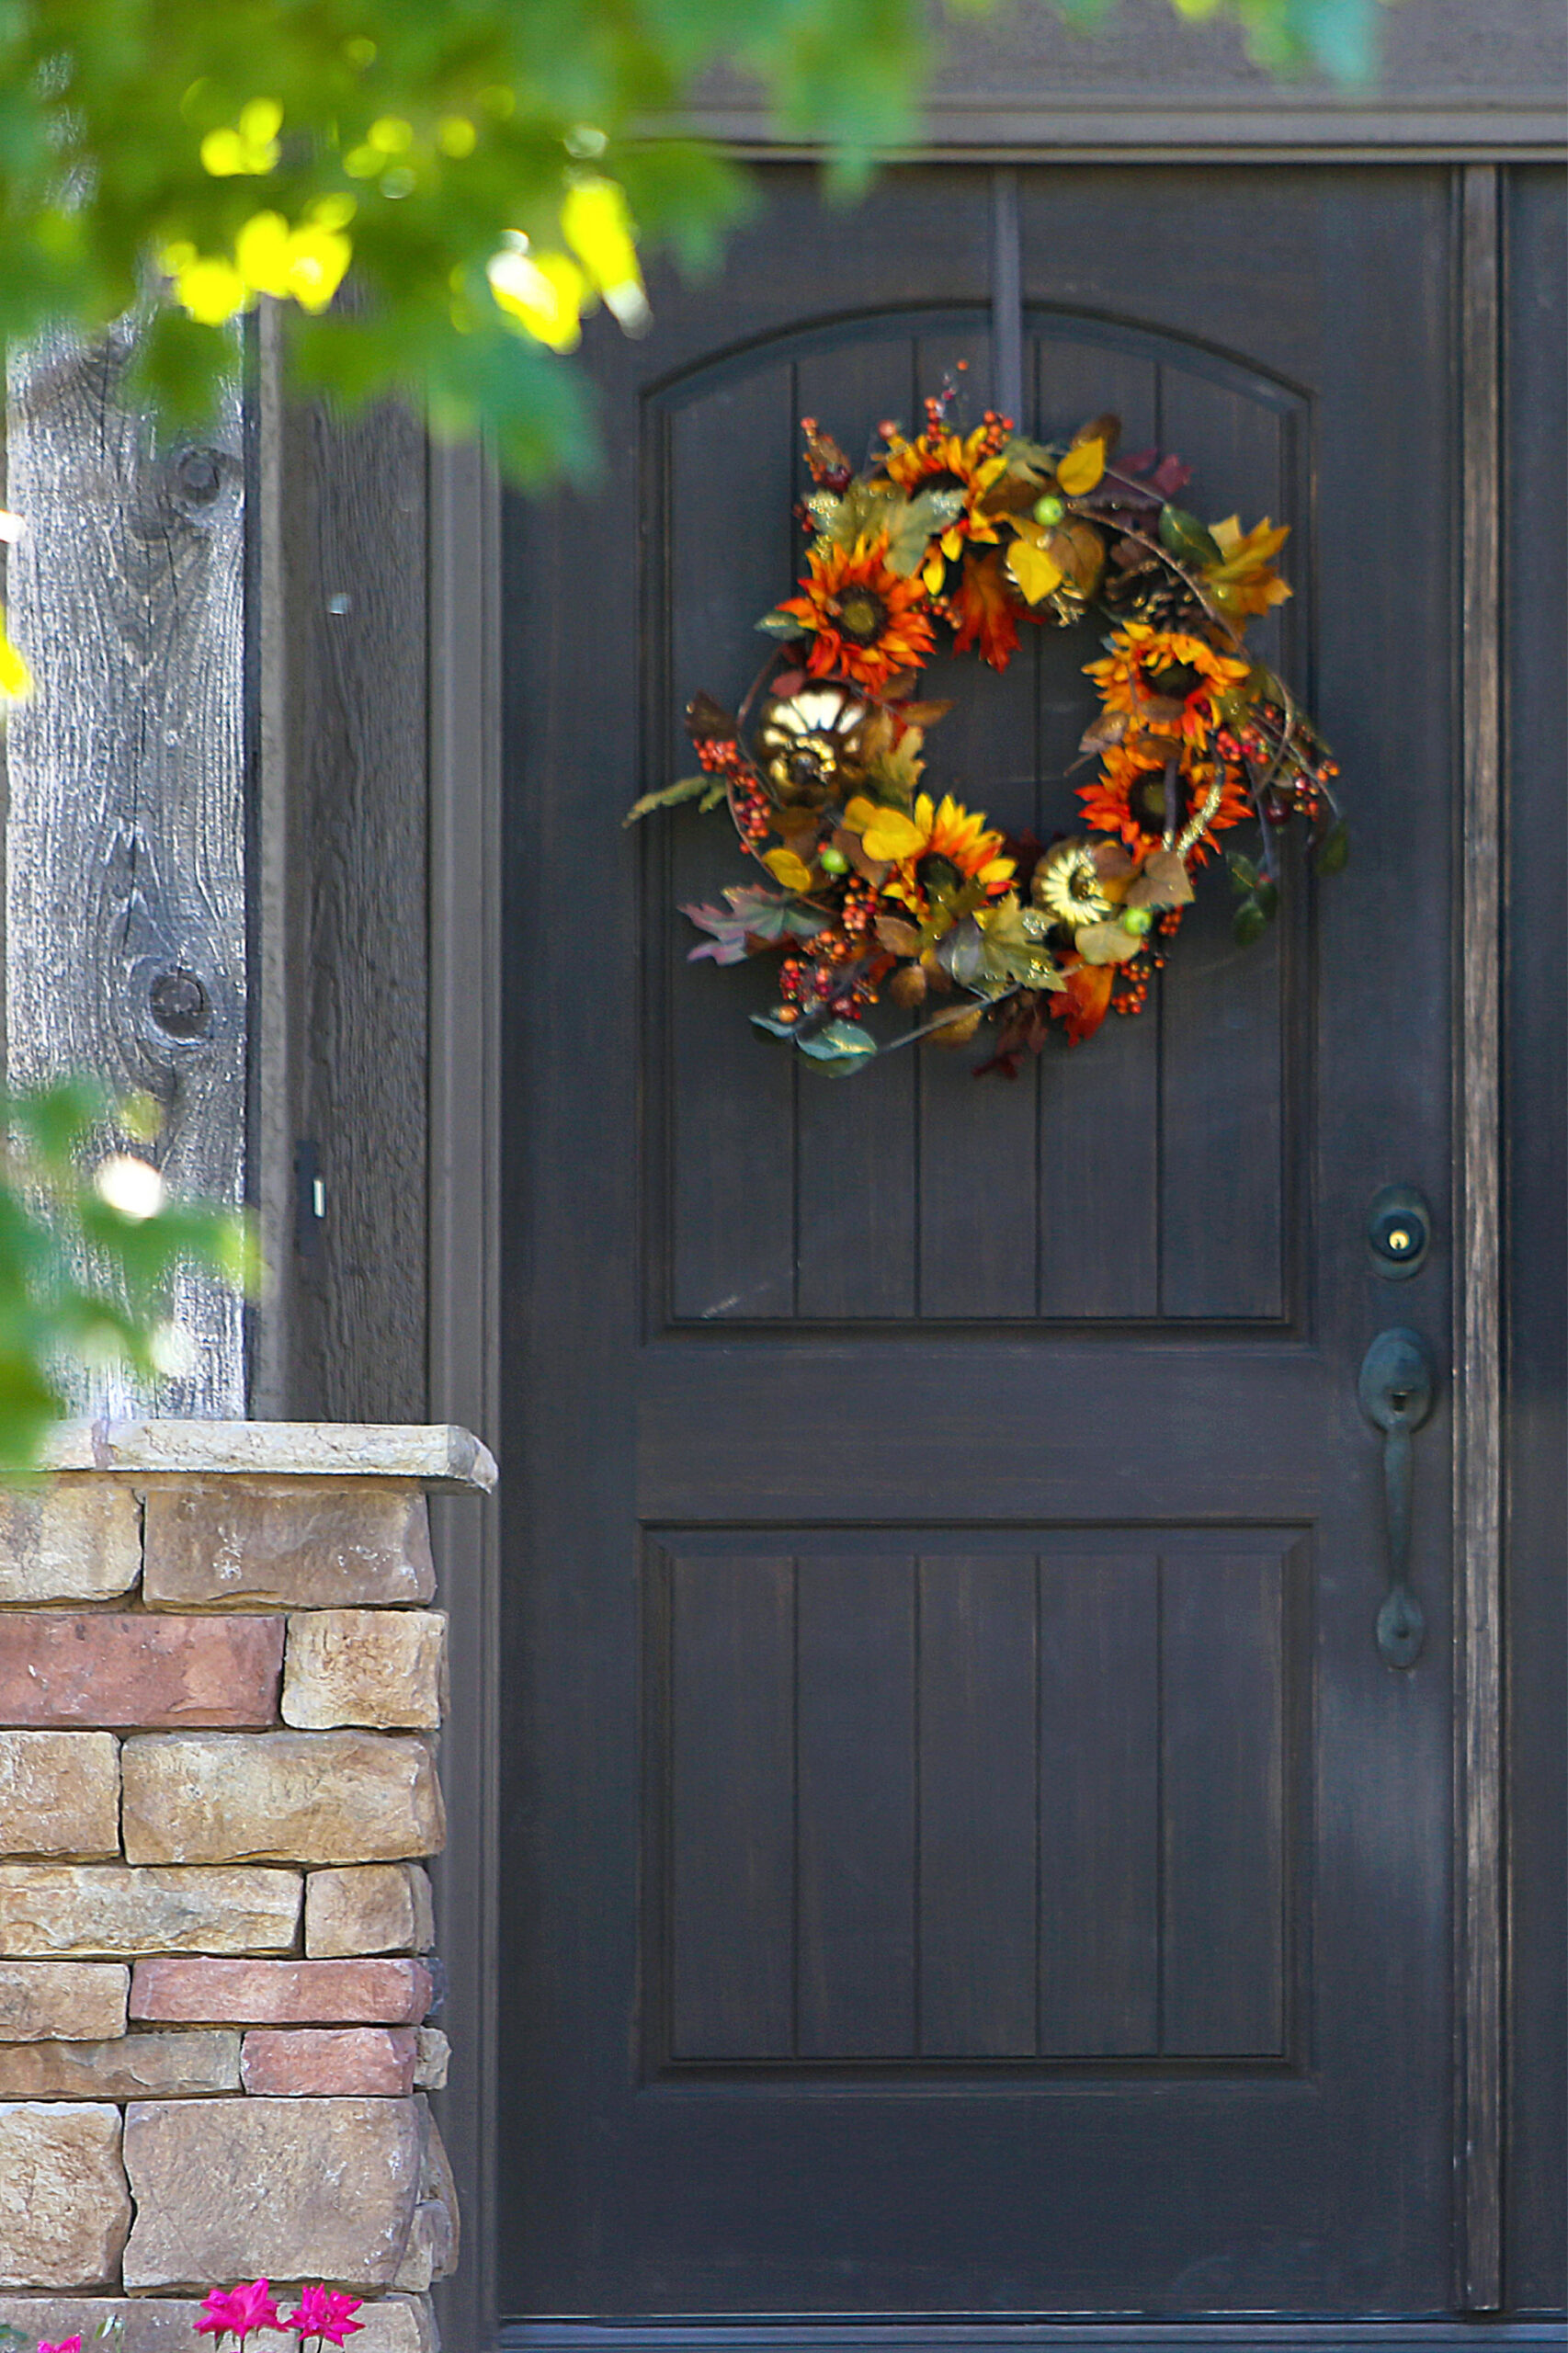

left=628, top=380, right=1345, bottom=1075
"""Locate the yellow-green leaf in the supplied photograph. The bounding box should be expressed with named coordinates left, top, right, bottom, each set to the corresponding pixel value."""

left=859, top=807, right=926, bottom=861
left=1076, top=919, right=1143, bottom=964
left=762, top=847, right=814, bottom=892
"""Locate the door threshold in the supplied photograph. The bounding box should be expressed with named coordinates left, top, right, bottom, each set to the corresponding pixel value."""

left=500, top=2321, right=1564, bottom=2351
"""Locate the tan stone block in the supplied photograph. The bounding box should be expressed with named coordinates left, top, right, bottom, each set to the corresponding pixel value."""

left=0, top=1962, right=127, bottom=2040
left=347, top=2297, right=438, bottom=2353
left=305, top=1863, right=435, bottom=1957
left=0, top=1864, right=301, bottom=1957
left=122, top=2096, right=424, bottom=2289
left=0, top=2029, right=239, bottom=2098
left=0, top=1480, right=140, bottom=1607
left=0, top=2103, right=131, bottom=2287
left=142, top=1480, right=436, bottom=1609
left=413, top=2028, right=449, bottom=2090
left=283, top=1609, right=445, bottom=1731
left=394, top=2096, right=459, bottom=2289
left=0, top=1613, right=283, bottom=1727
left=241, top=2026, right=417, bottom=2096
left=0, top=1732, right=119, bottom=1858
left=122, top=1733, right=443, bottom=1866
left=131, top=1957, right=433, bottom=2027
left=0, top=2302, right=209, bottom=2353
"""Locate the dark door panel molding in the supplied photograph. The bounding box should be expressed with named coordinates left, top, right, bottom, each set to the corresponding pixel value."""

left=502, top=2323, right=1566, bottom=2351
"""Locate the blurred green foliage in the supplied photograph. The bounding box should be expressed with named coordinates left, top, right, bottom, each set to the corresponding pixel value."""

left=0, top=0, right=1388, bottom=482
left=0, top=1080, right=255, bottom=1472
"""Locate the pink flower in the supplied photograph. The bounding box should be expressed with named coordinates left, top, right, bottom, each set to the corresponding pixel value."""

left=38, top=2338, right=84, bottom=2353
left=285, top=2286, right=364, bottom=2348
left=196, top=2280, right=285, bottom=2344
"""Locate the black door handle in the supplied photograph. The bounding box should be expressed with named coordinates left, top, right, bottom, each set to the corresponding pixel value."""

left=1358, top=1326, right=1437, bottom=1668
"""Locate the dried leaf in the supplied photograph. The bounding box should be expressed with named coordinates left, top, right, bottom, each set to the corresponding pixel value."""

left=1051, top=961, right=1114, bottom=1044
left=926, top=1004, right=985, bottom=1050
left=686, top=692, right=740, bottom=742
left=1090, top=840, right=1139, bottom=881
left=1071, top=411, right=1122, bottom=458
left=874, top=914, right=923, bottom=958
left=951, top=546, right=1021, bottom=669
left=1047, top=517, right=1107, bottom=596
left=1079, top=708, right=1131, bottom=757
left=1137, top=694, right=1189, bottom=727
left=1125, top=847, right=1194, bottom=908
left=889, top=962, right=927, bottom=1007
left=1076, top=919, right=1143, bottom=964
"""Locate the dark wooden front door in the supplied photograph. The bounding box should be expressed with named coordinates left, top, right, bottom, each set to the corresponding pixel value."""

left=500, top=165, right=1469, bottom=2327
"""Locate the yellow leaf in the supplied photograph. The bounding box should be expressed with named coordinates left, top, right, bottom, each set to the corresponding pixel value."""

left=234, top=211, right=293, bottom=296
left=1006, top=536, right=1063, bottom=607
left=763, top=847, right=814, bottom=892
left=860, top=807, right=926, bottom=862
left=1056, top=438, right=1105, bottom=497
left=0, top=608, right=31, bottom=703
left=164, top=251, right=250, bottom=324
left=923, top=551, right=947, bottom=596
left=842, top=796, right=879, bottom=832
left=487, top=246, right=585, bottom=351
left=561, top=176, right=649, bottom=332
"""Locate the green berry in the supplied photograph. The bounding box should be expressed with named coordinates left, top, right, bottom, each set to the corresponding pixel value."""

left=1032, top=494, right=1065, bottom=528
left=1121, top=905, right=1153, bottom=936
left=819, top=846, right=849, bottom=875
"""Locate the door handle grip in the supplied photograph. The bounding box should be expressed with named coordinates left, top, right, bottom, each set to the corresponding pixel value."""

left=1358, top=1326, right=1437, bottom=1668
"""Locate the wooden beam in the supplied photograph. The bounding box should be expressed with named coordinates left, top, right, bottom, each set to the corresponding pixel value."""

left=1453, top=159, right=1506, bottom=2316
left=3, top=330, right=247, bottom=1415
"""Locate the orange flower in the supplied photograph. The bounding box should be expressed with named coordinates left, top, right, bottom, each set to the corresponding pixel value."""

left=844, top=790, right=1016, bottom=900
left=1050, top=961, right=1114, bottom=1045
left=1078, top=744, right=1251, bottom=863
left=1085, top=623, right=1249, bottom=751
left=776, top=535, right=937, bottom=693
left=949, top=548, right=1020, bottom=671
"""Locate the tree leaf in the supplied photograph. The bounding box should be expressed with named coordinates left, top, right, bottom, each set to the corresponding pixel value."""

left=757, top=609, right=806, bottom=639
left=1071, top=410, right=1122, bottom=458
left=1227, top=851, right=1260, bottom=893
left=926, top=1004, right=986, bottom=1050
left=1233, top=896, right=1269, bottom=947
left=1047, top=517, right=1106, bottom=594
left=623, top=774, right=713, bottom=826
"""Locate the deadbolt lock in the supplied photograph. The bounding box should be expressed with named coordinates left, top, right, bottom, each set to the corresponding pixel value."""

left=1367, top=1184, right=1432, bottom=1280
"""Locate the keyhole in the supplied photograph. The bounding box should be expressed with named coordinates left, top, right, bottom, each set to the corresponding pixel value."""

left=1389, top=1389, right=1410, bottom=1413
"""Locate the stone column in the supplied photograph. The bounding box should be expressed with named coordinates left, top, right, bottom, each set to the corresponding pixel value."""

left=0, top=1421, right=494, bottom=2353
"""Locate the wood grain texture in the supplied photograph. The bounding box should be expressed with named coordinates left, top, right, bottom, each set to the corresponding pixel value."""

left=4, top=330, right=246, bottom=1415
left=280, top=392, right=428, bottom=1419
left=1453, top=161, right=1505, bottom=2316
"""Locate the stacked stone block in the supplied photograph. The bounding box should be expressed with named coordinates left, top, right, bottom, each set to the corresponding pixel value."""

left=0, top=1424, right=493, bottom=2353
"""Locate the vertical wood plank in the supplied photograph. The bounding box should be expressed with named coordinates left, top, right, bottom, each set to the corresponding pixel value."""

left=793, top=341, right=919, bottom=1319
left=1034, top=337, right=1162, bottom=1318
left=4, top=333, right=247, bottom=1415
left=1455, top=158, right=1505, bottom=2316
left=668, top=1553, right=796, bottom=2060
left=665, top=365, right=800, bottom=1322
left=913, top=325, right=1041, bottom=1319
left=1038, top=1552, right=1160, bottom=2056
left=796, top=1552, right=916, bottom=2056
left=1161, top=1550, right=1286, bottom=2056
left=282, top=390, right=430, bottom=1418
left=917, top=1554, right=1038, bottom=2056
left=1154, top=368, right=1291, bottom=1321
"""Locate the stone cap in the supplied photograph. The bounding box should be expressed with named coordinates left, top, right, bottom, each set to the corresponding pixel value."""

left=39, top=1422, right=497, bottom=1493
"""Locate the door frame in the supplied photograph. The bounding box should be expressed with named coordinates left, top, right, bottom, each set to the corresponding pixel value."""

left=426, top=152, right=1538, bottom=2352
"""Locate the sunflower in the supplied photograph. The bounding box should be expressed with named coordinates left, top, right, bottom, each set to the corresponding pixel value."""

left=845, top=790, right=1016, bottom=901
left=1078, top=744, right=1251, bottom=862
left=776, top=534, right=937, bottom=693
left=1085, top=623, right=1250, bottom=752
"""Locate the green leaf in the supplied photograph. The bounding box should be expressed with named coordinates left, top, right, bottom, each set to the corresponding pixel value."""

left=756, top=610, right=805, bottom=640
left=623, top=774, right=714, bottom=826
left=798, top=1019, right=879, bottom=1069
left=1227, top=851, right=1259, bottom=894
left=1233, top=895, right=1270, bottom=947
left=1315, top=819, right=1350, bottom=875
left=1159, top=504, right=1224, bottom=569
left=750, top=1014, right=799, bottom=1039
